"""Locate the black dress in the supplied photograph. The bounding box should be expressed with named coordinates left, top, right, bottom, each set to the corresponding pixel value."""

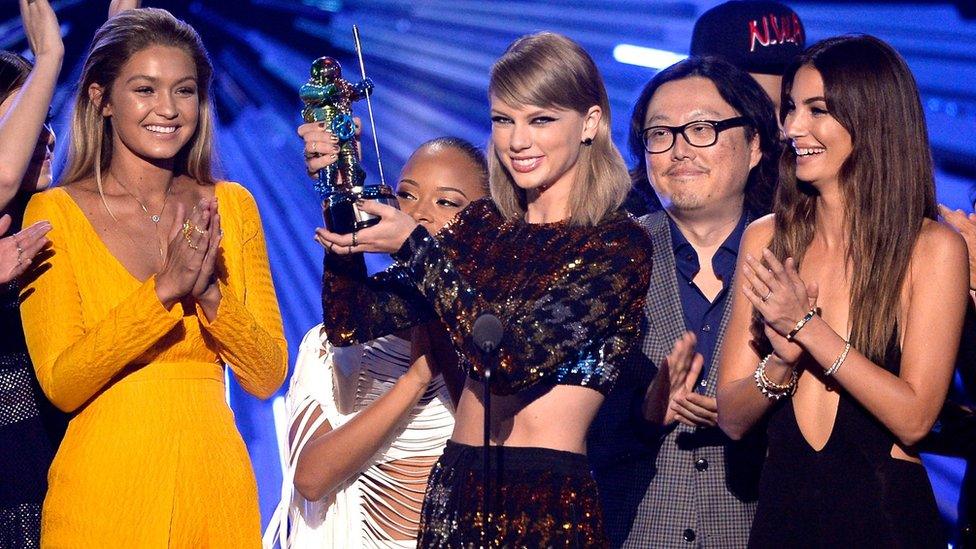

left=0, top=205, right=66, bottom=548
left=749, top=331, right=946, bottom=548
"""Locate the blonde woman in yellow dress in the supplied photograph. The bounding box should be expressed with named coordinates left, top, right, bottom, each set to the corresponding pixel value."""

left=19, top=8, right=287, bottom=547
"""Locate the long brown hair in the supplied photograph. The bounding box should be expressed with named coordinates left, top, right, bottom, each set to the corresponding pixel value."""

left=487, top=32, right=630, bottom=226
left=768, top=35, right=936, bottom=362
left=61, top=8, right=217, bottom=194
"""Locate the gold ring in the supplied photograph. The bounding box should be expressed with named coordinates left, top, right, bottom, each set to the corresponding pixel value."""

left=182, top=219, right=193, bottom=239
left=351, top=231, right=358, bottom=247
left=15, top=244, right=23, bottom=266
left=193, top=226, right=206, bottom=235
left=184, top=234, right=200, bottom=250
left=311, top=141, right=317, bottom=154
left=762, top=290, right=772, bottom=302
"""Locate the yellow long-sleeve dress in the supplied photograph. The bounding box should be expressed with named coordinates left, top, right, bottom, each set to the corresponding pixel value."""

left=20, top=181, right=288, bottom=548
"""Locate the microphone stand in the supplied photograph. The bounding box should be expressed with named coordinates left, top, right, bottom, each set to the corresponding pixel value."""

left=482, top=350, right=493, bottom=548
left=472, top=313, right=502, bottom=548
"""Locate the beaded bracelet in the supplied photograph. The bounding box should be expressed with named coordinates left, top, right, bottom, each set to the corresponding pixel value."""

left=786, top=307, right=819, bottom=342
left=824, top=341, right=851, bottom=376
left=753, top=353, right=799, bottom=400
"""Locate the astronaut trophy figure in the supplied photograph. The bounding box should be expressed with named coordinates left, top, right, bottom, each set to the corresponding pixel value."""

left=300, top=56, right=395, bottom=233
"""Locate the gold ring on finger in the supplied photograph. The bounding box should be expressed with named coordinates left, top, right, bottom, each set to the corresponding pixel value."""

left=184, top=234, right=200, bottom=251
left=193, top=226, right=206, bottom=235
left=762, top=290, right=772, bottom=302
left=15, top=244, right=23, bottom=266
left=312, top=141, right=317, bottom=154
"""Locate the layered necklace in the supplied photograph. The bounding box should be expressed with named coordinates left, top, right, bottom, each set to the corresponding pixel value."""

left=109, top=173, right=174, bottom=259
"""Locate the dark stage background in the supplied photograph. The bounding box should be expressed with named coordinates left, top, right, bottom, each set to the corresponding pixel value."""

left=3, top=0, right=974, bottom=536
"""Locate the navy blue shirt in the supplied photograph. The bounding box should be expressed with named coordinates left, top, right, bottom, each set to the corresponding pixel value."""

left=668, top=213, right=747, bottom=387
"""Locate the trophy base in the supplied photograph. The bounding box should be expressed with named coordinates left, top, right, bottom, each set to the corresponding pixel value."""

left=323, top=186, right=399, bottom=234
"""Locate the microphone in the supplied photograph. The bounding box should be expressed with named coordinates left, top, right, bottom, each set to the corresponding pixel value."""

left=472, top=313, right=503, bottom=546
left=473, top=314, right=503, bottom=354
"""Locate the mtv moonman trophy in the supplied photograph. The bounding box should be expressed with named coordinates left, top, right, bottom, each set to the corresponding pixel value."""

left=300, top=25, right=396, bottom=233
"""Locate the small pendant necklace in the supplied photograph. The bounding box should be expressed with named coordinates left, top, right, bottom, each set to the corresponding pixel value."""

left=115, top=178, right=173, bottom=225
left=110, top=174, right=174, bottom=259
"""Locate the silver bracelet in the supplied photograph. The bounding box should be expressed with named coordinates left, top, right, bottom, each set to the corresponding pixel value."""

left=824, top=341, right=851, bottom=376
left=754, top=353, right=798, bottom=399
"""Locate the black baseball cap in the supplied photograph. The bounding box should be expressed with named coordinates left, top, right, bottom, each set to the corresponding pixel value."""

left=690, top=1, right=805, bottom=75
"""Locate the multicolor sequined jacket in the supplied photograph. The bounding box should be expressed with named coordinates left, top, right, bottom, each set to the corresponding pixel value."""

left=322, top=198, right=652, bottom=396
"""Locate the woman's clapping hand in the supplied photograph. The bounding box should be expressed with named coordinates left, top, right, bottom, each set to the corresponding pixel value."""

left=155, top=198, right=219, bottom=310
left=0, top=214, right=50, bottom=284
left=741, top=248, right=819, bottom=363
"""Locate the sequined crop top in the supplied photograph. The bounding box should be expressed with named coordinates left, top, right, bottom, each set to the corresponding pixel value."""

left=322, top=199, right=652, bottom=396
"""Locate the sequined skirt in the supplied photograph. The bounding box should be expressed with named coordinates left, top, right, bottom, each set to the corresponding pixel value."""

left=417, top=441, right=608, bottom=548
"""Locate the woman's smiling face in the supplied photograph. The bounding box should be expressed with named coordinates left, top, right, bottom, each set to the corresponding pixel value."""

left=95, top=45, right=200, bottom=166
left=489, top=96, right=597, bottom=199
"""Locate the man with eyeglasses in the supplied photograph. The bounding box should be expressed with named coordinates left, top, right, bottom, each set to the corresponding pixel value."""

left=588, top=56, right=780, bottom=548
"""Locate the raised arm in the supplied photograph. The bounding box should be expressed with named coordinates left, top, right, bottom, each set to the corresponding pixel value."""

left=320, top=251, right=432, bottom=347
left=392, top=215, right=650, bottom=395
left=0, top=0, right=62, bottom=206
left=108, top=0, right=141, bottom=18
left=318, top=200, right=651, bottom=394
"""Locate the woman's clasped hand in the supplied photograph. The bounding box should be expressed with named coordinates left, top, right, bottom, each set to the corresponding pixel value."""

left=154, top=198, right=222, bottom=313
left=741, top=249, right=819, bottom=363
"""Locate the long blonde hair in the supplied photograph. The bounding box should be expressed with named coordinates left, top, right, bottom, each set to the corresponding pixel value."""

left=488, top=32, right=629, bottom=226
left=61, top=8, right=217, bottom=194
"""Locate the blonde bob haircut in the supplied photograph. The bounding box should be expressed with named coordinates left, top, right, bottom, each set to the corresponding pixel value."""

left=61, top=8, right=217, bottom=196
left=488, top=32, right=630, bottom=226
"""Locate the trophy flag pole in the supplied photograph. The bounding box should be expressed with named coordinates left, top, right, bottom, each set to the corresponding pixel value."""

left=352, top=25, right=386, bottom=188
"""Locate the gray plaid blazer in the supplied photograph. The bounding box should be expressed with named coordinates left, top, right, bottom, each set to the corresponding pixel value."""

left=589, top=211, right=765, bottom=549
